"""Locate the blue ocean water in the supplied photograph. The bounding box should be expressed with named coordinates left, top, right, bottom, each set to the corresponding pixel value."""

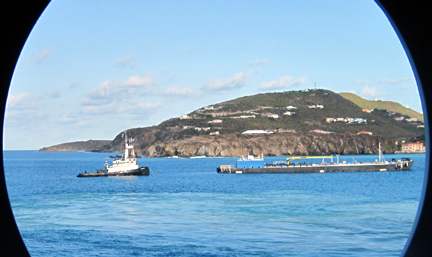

left=3, top=151, right=425, bottom=256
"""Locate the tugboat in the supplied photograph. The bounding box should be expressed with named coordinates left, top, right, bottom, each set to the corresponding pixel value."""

left=77, top=132, right=149, bottom=177
left=217, top=143, right=413, bottom=174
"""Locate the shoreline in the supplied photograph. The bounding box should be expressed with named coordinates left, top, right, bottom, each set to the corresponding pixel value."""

left=29, top=150, right=426, bottom=158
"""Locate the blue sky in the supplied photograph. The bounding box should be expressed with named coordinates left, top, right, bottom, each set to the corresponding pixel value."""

left=3, top=0, right=422, bottom=150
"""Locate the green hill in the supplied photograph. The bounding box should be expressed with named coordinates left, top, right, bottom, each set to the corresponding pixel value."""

left=96, top=89, right=425, bottom=152
left=39, top=140, right=111, bottom=152
left=339, top=92, right=424, bottom=122
left=40, top=89, right=425, bottom=156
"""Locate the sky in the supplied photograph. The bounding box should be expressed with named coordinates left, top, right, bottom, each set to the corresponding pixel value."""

left=3, top=0, right=422, bottom=150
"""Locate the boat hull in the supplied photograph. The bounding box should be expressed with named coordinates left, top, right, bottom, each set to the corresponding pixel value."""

left=217, top=161, right=414, bottom=174
left=77, top=167, right=150, bottom=177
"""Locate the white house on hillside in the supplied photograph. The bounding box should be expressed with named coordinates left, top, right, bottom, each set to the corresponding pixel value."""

left=242, top=130, right=274, bottom=134
left=208, top=119, right=223, bottom=124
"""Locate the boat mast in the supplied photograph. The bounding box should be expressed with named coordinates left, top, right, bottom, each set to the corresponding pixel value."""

left=124, top=132, right=135, bottom=160
left=124, top=132, right=129, bottom=160
left=378, top=142, right=385, bottom=163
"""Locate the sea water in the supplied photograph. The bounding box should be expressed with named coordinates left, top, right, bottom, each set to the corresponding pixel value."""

left=3, top=151, right=425, bottom=256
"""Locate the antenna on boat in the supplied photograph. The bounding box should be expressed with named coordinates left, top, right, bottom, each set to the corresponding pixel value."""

left=378, top=142, right=385, bottom=163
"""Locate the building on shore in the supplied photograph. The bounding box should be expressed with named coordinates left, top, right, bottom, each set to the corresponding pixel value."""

left=401, top=141, right=426, bottom=152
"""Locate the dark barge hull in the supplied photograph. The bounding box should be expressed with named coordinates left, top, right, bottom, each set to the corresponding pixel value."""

left=77, top=167, right=150, bottom=177
left=217, top=161, right=414, bottom=174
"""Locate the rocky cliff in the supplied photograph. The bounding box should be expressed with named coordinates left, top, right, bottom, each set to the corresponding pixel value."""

left=141, top=132, right=396, bottom=157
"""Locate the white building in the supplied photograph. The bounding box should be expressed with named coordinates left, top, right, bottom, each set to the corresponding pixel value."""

left=308, top=105, right=324, bottom=109
left=406, top=118, right=418, bottom=122
left=261, top=113, right=279, bottom=119
left=195, top=127, right=211, bottom=131
left=242, top=130, right=274, bottom=134
left=208, top=119, right=223, bottom=124
left=180, top=114, right=191, bottom=120
left=240, top=115, right=256, bottom=119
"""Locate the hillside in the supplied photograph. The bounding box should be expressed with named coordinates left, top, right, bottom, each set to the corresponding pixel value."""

left=39, top=89, right=425, bottom=156
left=339, top=92, right=424, bottom=122
left=39, top=140, right=111, bottom=152
left=142, top=132, right=396, bottom=157
left=155, top=89, right=424, bottom=140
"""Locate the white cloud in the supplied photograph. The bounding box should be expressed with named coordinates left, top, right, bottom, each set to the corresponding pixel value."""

left=354, top=77, right=412, bottom=84
left=55, top=113, right=97, bottom=128
left=181, top=47, right=195, bottom=53
left=159, top=86, right=196, bottom=97
left=5, top=93, right=48, bottom=122
left=259, top=76, right=306, bottom=90
left=115, top=54, right=138, bottom=69
left=80, top=101, right=161, bottom=119
left=118, top=102, right=162, bottom=115
left=201, top=72, right=249, bottom=91
left=83, top=74, right=158, bottom=106
left=47, top=88, right=61, bottom=98
left=359, top=86, right=387, bottom=98
left=81, top=103, right=118, bottom=115
left=6, top=93, right=40, bottom=110
left=34, top=46, right=54, bottom=64
left=248, top=59, right=268, bottom=65
left=57, top=113, right=80, bottom=124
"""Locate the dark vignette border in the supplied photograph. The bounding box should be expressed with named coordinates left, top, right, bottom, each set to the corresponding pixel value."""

left=0, top=1, right=430, bottom=256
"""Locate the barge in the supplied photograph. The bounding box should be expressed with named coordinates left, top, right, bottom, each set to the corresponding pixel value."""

left=217, top=143, right=413, bottom=174
left=77, top=132, right=149, bottom=177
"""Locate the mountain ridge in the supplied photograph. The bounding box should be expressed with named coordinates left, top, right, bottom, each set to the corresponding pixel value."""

left=339, top=92, right=423, bottom=122
left=39, top=89, right=424, bottom=156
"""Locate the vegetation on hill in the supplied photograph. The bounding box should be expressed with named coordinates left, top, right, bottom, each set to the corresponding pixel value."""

left=339, top=92, right=424, bottom=122
left=167, top=89, right=424, bottom=140
left=39, top=140, right=111, bottom=152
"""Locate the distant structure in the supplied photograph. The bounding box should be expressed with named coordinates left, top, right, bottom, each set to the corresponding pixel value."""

left=261, top=113, right=279, bottom=119
left=357, top=131, right=373, bottom=135
left=208, top=119, right=223, bottom=124
left=242, top=130, right=274, bottom=134
left=402, top=141, right=425, bottom=152
left=310, top=129, right=333, bottom=134
left=283, top=111, right=295, bottom=116
left=308, top=105, right=324, bottom=109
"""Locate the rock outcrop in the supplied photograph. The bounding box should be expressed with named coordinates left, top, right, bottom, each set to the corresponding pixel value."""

left=141, top=132, right=396, bottom=157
